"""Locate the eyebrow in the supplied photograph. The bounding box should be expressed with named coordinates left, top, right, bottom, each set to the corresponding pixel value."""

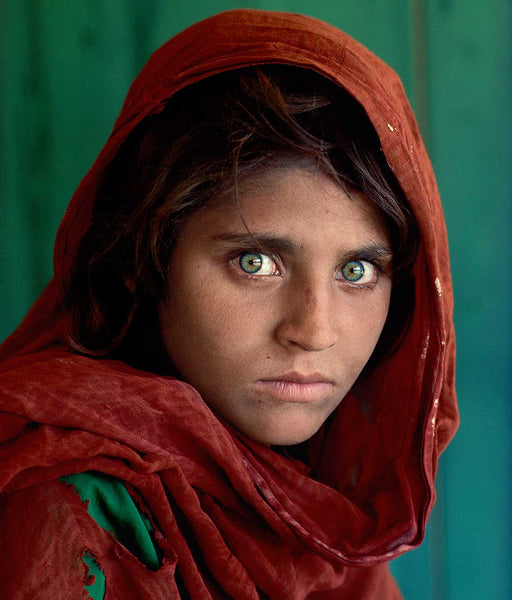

left=210, top=232, right=393, bottom=262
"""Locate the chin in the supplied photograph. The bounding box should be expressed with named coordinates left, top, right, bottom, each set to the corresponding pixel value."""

left=245, top=420, right=323, bottom=447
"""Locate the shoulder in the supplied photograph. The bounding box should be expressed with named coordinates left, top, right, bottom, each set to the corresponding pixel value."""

left=61, top=471, right=162, bottom=570
left=0, top=477, right=108, bottom=598
left=0, top=474, right=178, bottom=600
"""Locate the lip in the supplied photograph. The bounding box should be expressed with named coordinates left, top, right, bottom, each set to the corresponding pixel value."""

left=264, top=371, right=334, bottom=383
left=255, top=372, right=335, bottom=403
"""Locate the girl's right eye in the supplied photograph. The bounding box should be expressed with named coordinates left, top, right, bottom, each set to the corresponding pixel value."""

left=239, top=252, right=280, bottom=276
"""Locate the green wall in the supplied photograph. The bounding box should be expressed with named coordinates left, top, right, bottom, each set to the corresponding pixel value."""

left=1, top=2, right=510, bottom=598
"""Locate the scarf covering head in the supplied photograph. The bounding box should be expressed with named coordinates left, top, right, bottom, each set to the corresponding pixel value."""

left=0, top=9, right=458, bottom=599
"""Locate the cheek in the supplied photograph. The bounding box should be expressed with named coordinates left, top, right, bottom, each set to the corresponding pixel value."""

left=349, top=288, right=392, bottom=359
left=159, top=273, right=264, bottom=375
left=368, top=293, right=392, bottom=332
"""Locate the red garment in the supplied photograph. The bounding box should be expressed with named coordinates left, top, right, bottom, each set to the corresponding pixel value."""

left=0, top=9, right=457, bottom=599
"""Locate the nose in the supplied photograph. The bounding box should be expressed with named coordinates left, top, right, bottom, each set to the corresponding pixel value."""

left=274, top=283, right=338, bottom=352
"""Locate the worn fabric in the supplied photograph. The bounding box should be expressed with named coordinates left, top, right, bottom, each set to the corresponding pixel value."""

left=0, top=9, right=457, bottom=599
left=61, top=472, right=162, bottom=570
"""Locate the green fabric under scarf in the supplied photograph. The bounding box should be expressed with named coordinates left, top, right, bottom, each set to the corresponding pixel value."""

left=62, top=471, right=162, bottom=600
left=82, top=552, right=105, bottom=600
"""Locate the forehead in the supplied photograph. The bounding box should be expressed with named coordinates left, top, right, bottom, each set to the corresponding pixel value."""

left=193, top=166, right=390, bottom=249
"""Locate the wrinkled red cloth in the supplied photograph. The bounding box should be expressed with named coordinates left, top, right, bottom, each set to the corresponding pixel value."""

left=0, top=9, right=457, bottom=599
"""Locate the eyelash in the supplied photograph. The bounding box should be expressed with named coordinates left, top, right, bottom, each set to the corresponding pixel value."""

left=230, top=249, right=387, bottom=289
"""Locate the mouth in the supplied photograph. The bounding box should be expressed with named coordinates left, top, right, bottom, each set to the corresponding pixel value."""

left=255, top=372, right=335, bottom=403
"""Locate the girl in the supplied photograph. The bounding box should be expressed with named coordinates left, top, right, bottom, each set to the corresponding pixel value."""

left=0, top=10, right=458, bottom=599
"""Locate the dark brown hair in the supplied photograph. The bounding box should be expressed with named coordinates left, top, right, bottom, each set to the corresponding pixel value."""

left=65, top=65, right=418, bottom=367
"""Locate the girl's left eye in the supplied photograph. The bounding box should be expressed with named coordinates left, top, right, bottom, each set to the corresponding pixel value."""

left=239, top=252, right=280, bottom=276
left=338, top=260, right=378, bottom=286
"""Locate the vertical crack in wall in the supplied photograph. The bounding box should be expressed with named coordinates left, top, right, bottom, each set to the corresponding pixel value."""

left=410, top=2, right=447, bottom=599
left=410, top=0, right=430, bottom=149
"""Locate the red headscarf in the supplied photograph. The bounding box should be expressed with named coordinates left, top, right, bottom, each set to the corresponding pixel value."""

left=0, top=10, right=457, bottom=599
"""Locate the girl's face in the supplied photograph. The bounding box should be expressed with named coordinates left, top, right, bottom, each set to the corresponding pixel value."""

left=158, top=167, right=392, bottom=445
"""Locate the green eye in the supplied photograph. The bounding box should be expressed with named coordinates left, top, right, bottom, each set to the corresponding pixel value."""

left=341, top=260, right=365, bottom=282
left=240, top=253, right=263, bottom=274
left=239, top=252, right=279, bottom=276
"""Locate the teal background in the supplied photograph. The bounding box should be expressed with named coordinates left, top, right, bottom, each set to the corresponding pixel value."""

left=1, top=1, right=510, bottom=598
